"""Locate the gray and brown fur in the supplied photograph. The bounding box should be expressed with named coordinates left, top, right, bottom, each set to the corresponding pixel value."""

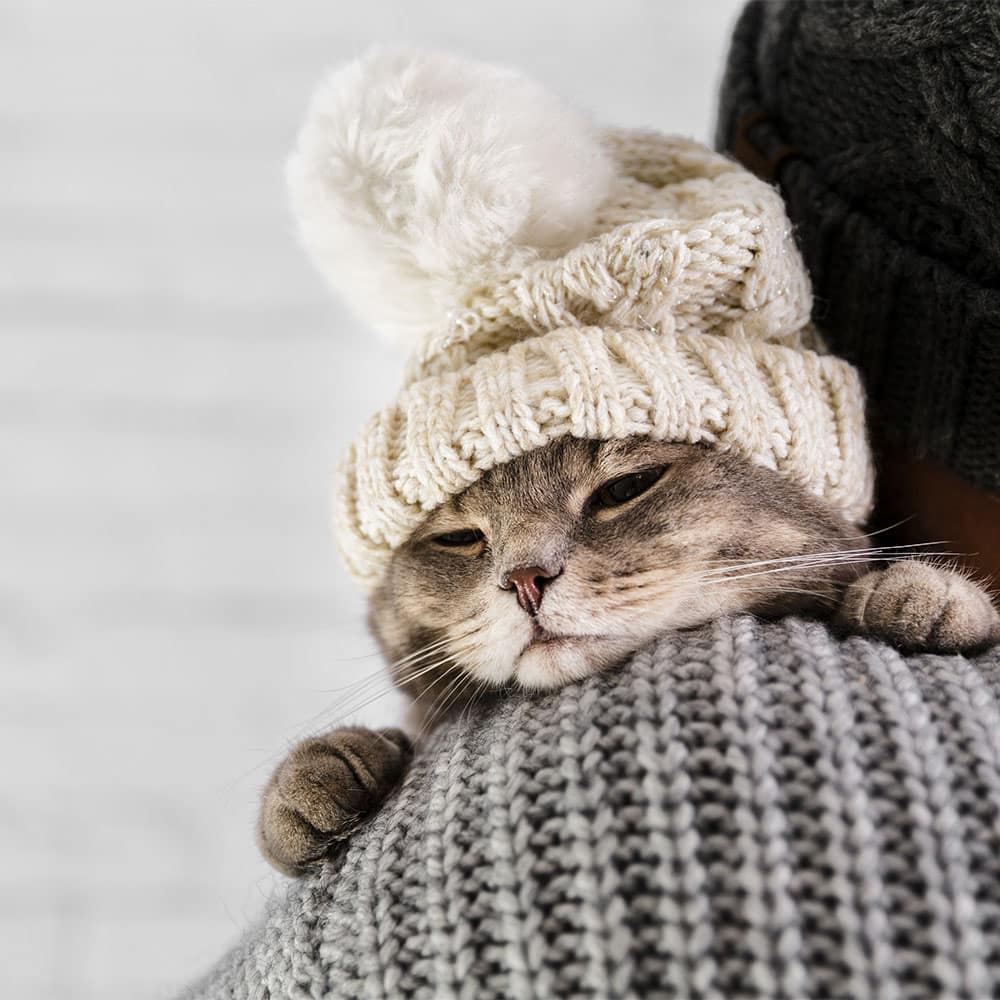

left=259, top=437, right=999, bottom=876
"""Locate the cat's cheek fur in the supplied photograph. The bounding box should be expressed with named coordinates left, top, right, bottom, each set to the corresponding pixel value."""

left=460, top=604, right=533, bottom=684
left=539, top=575, right=724, bottom=651
left=369, top=439, right=871, bottom=727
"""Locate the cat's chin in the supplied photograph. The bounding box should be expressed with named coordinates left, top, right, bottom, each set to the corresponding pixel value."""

left=513, top=635, right=624, bottom=691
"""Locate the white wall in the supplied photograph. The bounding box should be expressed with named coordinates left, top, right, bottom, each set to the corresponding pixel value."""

left=1, top=2, right=745, bottom=996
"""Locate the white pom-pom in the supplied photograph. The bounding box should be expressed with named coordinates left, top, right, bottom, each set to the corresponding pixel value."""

left=288, top=46, right=615, bottom=347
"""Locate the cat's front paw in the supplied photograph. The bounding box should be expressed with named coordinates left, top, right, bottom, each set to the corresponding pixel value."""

left=837, top=561, right=999, bottom=653
left=258, top=726, right=412, bottom=877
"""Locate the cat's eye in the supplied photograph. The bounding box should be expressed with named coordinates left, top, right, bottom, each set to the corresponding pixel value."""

left=431, top=528, right=485, bottom=548
left=592, top=467, right=666, bottom=509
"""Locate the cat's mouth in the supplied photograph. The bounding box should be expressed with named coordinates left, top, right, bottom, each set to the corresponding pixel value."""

left=527, top=624, right=594, bottom=647
left=513, top=625, right=622, bottom=690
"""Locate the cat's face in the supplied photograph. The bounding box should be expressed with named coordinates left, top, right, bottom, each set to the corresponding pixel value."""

left=368, top=437, right=862, bottom=711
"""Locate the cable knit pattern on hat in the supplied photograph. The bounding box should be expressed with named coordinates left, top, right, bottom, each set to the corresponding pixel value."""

left=288, top=47, right=873, bottom=589
left=181, top=617, right=1000, bottom=1000
left=339, top=329, right=870, bottom=586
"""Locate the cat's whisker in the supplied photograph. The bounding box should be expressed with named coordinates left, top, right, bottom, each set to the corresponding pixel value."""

left=699, top=547, right=874, bottom=576
left=330, top=666, right=459, bottom=726
left=601, top=546, right=945, bottom=603
left=222, top=664, right=462, bottom=788
left=423, top=677, right=467, bottom=732
left=691, top=559, right=897, bottom=592
left=622, top=553, right=860, bottom=594
left=246, top=655, right=472, bottom=798
left=303, top=689, right=402, bottom=732
left=325, top=647, right=390, bottom=665
left=744, top=584, right=836, bottom=598
left=305, top=641, right=480, bottom=734
left=329, top=635, right=476, bottom=715
left=724, top=551, right=963, bottom=582
left=697, top=552, right=956, bottom=588
left=699, top=542, right=959, bottom=579
left=410, top=657, right=467, bottom=703
left=593, top=548, right=925, bottom=609
left=813, top=515, right=921, bottom=544
left=416, top=669, right=481, bottom=744
left=304, top=637, right=462, bottom=726
left=693, top=564, right=859, bottom=590
left=387, top=634, right=468, bottom=673
left=716, top=541, right=908, bottom=564
left=412, top=672, right=469, bottom=745
left=314, top=661, right=434, bottom=722
left=393, top=645, right=474, bottom=686
left=449, top=672, right=485, bottom=722
left=457, top=678, right=489, bottom=728
left=316, top=661, right=393, bottom=695
left=286, top=682, right=385, bottom=738
left=855, top=541, right=955, bottom=556
left=609, top=557, right=886, bottom=617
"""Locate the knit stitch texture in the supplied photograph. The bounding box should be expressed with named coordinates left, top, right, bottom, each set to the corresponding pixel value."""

left=287, top=49, right=874, bottom=590
left=291, top=51, right=876, bottom=589
left=182, top=617, right=1000, bottom=1000
left=716, top=0, right=1000, bottom=491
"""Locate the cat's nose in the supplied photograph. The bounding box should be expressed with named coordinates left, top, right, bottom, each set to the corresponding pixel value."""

left=503, top=565, right=559, bottom=616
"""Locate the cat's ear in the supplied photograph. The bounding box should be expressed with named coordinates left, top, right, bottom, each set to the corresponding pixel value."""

left=287, top=46, right=614, bottom=348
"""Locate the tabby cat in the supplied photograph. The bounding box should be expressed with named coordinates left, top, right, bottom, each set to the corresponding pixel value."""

left=259, top=437, right=999, bottom=876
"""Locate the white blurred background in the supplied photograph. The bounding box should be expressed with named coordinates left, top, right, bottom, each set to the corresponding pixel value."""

left=3, top=2, right=744, bottom=996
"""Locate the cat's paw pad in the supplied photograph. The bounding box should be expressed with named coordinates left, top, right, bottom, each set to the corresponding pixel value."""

left=258, top=726, right=412, bottom=877
left=838, top=561, right=999, bottom=653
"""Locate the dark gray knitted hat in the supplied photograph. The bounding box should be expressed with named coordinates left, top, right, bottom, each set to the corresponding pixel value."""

left=716, top=0, right=1000, bottom=492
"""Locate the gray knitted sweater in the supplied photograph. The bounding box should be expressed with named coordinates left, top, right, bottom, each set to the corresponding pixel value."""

left=183, top=616, right=1000, bottom=999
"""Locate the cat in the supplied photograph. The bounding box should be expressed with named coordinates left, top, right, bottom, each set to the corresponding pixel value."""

left=258, top=436, right=1000, bottom=876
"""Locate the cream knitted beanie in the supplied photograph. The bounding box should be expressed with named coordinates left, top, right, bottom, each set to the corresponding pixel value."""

left=289, top=47, right=874, bottom=590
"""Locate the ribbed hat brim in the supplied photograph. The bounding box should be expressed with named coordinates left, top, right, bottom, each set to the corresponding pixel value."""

left=336, top=325, right=873, bottom=590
